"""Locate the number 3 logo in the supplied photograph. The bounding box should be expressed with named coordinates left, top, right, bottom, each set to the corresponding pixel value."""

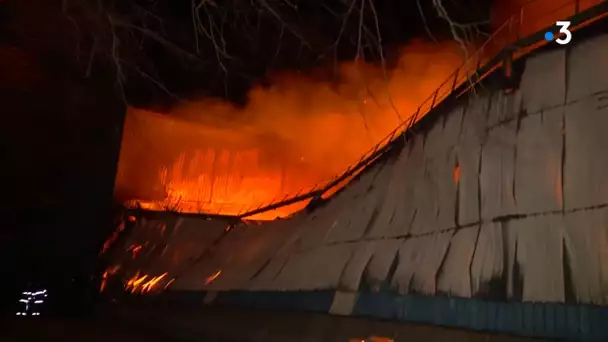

left=556, top=21, right=572, bottom=45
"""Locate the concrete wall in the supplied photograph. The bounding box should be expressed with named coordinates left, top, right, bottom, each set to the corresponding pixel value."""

left=108, top=33, right=608, bottom=339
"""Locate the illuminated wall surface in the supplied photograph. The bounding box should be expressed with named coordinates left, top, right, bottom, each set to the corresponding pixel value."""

left=105, top=26, right=608, bottom=340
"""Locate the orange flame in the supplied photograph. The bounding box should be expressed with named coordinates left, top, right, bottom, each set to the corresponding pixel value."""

left=204, top=270, right=222, bottom=285
left=141, top=272, right=169, bottom=293
left=114, top=0, right=603, bottom=219
left=115, top=42, right=464, bottom=219
left=100, top=265, right=121, bottom=293
left=164, top=278, right=176, bottom=290
left=349, top=338, right=393, bottom=342
left=100, top=221, right=126, bottom=255
left=124, top=272, right=171, bottom=294
left=127, top=244, right=143, bottom=259
left=453, top=163, right=460, bottom=184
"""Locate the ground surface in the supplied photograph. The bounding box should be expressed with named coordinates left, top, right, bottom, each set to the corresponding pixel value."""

left=2, top=305, right=546, bottom=342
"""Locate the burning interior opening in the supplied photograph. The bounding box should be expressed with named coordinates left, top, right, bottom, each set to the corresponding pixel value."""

left=113, top=0, right=598, bottom=220
left=114, top=42, right=465, bottom=220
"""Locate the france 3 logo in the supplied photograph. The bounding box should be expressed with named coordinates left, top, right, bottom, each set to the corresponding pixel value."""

left=544, top=21, right=572, bottom=45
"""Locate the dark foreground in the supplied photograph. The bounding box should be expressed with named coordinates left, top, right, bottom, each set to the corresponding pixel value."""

left=3, top=305, right=546, bottom=342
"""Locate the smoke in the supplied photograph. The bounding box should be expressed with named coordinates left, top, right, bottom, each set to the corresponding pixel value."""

left=116, top=39, right=464, bottom=215
left=115, top=0, right=599, bottom=217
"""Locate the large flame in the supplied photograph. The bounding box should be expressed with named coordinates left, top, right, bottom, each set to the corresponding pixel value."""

left=114, top=0, right=602, bottom=220
left=116, top=41, right=464, bottom=219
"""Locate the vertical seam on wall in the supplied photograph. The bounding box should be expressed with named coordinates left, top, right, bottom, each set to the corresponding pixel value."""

left=561, top=43, right=571, bottom=213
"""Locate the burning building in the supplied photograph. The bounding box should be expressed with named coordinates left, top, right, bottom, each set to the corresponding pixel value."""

left=99, top=0, right=608, bottom=340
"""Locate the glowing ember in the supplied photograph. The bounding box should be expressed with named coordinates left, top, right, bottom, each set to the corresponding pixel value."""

left=140, top=273, right=169, bottom=293
left=124, top=272, right=171, bottom=294
left=204, top=270, right=222, bottom=285
left=349, top=337, right=393, bottom=342
left=100, top=220, right=125, bottom=255
left=127, top=244, right=143, bottom=259
left=164, top=278, right=176, bottom=290
left=132, top=275, right=148, bottom=287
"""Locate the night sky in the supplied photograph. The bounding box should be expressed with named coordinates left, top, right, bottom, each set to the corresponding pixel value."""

left=1, top=0, right=495, bottom=313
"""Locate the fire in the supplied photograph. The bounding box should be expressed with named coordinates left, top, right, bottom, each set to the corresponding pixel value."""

left=204, top=270, right=222, bottom=285
left=127, top=244, right=143, bottom=259
left=140, top=273, right=169, bottom=293
left=100, top=220, right=125, bottom=255
left=124, top=272, right=170, bottom=294
left=116, top=41, right=464, bottom=219
left=100, top=265, right=121, bottom=293
left=350, top=338, right=393, bottom=342
left=164, top=278, right=176, bottom=290
left=114, top=0, right=602, bottom=219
